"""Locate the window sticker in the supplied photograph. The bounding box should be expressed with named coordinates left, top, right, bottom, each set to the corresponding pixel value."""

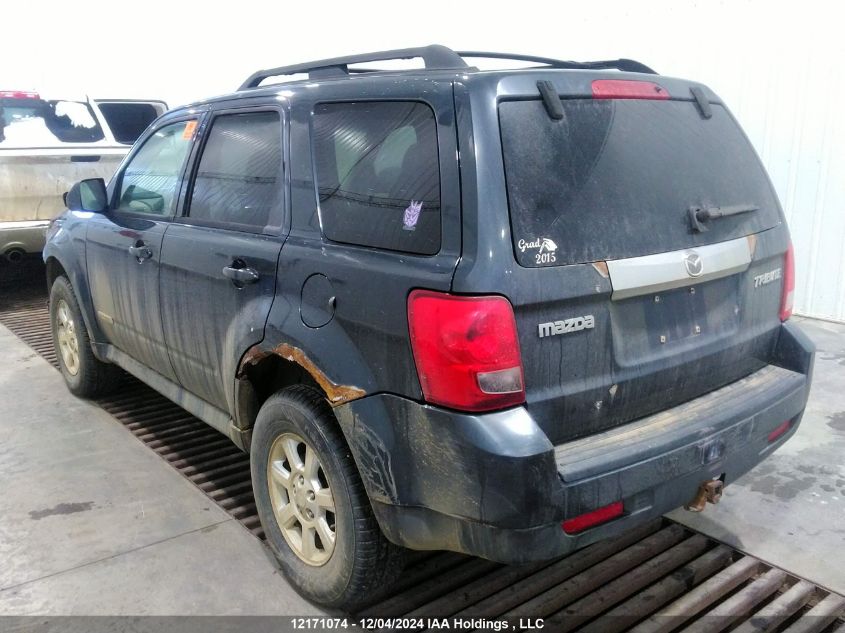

left=518, top=237, right=558, bottom=265
left=182, top=120, right=198, bottom=140
left=403, top=200, right=422, bottom=231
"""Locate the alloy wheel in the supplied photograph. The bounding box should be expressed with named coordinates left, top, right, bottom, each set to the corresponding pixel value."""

left=55, top=299, right=80, bottom=376
left=267, top=432, right=337, bottom=565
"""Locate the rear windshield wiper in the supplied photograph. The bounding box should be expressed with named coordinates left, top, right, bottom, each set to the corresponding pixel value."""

left=537, top=80, right=564, bottom=120
left=689, top=204, right=758, bottom=232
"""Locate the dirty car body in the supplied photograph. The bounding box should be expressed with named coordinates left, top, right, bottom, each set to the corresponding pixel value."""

left=44, top=46, right=814, bottom=565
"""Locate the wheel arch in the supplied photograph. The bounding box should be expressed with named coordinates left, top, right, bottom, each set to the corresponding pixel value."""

left=234, top=343, right=367, bottom=439
left=45, top=254, right=106, bottom=354
left=45, top=255, right=68, bottom=289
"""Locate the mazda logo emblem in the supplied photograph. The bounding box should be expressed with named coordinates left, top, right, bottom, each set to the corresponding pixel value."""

left=684, top=252, right=703, bottom=277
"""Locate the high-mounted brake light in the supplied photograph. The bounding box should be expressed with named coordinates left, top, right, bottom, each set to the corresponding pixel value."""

left=407, top=290, right=525, bottom=412
left=563, top=501, right=624, bottom=534
left=591, top=79, right=669, bottom=100
left=780, top=242, right=795, bottom=321
left=0, top=90, right=40, bottom=100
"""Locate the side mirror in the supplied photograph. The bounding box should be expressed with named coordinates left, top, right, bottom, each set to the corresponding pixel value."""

left=65, top=178, right=108, bottom=213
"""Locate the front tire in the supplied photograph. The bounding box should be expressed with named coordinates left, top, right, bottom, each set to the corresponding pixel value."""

left=49, top=276, right=120, bottom=398
left=251, top=385, right=404, bottom=610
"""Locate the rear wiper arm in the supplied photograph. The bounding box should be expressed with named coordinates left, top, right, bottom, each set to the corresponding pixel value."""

left=689, top=204, right=758, bottom=232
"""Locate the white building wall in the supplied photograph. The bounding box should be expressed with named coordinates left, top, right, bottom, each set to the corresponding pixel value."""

left=710, top=54, right=845, bottom=321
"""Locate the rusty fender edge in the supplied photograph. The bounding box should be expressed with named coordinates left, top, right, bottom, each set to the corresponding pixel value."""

left=237, top=342, right=367, bottom=406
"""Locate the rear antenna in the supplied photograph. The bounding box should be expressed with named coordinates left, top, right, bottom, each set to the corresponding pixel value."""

left=537, top=81, right=564, bottom=120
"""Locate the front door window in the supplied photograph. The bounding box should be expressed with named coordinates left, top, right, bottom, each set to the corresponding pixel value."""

left=116, top=120, right=195, bottom=216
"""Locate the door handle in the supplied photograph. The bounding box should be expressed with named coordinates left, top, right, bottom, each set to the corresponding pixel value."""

left=222, top=262, right=260, bottom=285
left=128, top=241, right=153, bottom=262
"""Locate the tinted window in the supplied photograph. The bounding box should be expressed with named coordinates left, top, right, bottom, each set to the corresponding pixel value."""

left=187, top=111, right=282, bottom=232
left=499, top=99, right=781, bottom=267
left=0, top=98, right=105, bottom=146
left=116, top=120, right=195, bottom=216
left=313, top=101, right=440, bottom=255
left=97, top=102, right=160, bottom=144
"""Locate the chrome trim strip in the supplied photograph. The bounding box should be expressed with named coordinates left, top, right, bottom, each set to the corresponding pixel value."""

left=0, top=220, right=51, bottom=229
left=606, top=236, right=752, bottom=300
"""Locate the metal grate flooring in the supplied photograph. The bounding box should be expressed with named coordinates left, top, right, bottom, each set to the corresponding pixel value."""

left=1, top=262, right=843, bottom=630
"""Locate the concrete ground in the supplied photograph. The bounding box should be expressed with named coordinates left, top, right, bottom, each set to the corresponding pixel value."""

left=0, top=325, right=324, bottom=615
left=0, top=314, right=842, bottom=614
left=669, top=316, right=845, bottom=594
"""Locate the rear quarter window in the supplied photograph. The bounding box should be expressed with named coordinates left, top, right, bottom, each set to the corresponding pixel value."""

left=97, top=102, right=160, bottom=144
left=312, top=101, right=441, bottom=255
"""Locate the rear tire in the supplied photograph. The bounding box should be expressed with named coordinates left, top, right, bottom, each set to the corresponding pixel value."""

left=49, top=275, right=121, bottom=398
left=251, top=385, right=405, bottom=610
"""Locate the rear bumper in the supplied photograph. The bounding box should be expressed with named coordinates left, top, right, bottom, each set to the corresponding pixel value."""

left=334, top=321, right=815, bottom=563
left=0, top=220, right=49, bottom=256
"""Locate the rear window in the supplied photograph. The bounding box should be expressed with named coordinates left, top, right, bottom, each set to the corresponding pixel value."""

left=312, top=101, right=441, bottom=255
left=499, top=99, right=781, bottom=267
left=97, top=102, right=160, bottom=144
left=0, top=98, right=105, bottom=147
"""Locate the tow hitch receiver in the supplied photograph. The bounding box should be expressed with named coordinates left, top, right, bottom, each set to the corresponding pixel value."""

left=685, top=478, right=724, bottom=512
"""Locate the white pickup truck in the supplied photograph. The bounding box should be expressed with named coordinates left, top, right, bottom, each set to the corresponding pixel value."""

left=0, top=91, right=166, bottom=262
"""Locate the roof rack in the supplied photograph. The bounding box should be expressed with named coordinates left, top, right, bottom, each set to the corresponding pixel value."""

left=456, top=51, right=657, bottom=74
left=238, top=45, right=469, bottom=90
left=238, top=45, right=656, bottom=91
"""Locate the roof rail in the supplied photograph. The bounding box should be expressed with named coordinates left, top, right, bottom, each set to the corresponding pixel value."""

left=238, top=46, right=657, bottom=91
left=456, top=51, right=657, bottom=74
left=238, top=45, right=469, bottom=90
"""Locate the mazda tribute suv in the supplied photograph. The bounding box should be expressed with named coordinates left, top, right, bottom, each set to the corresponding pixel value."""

left=43, top=45, right=815, bottom=609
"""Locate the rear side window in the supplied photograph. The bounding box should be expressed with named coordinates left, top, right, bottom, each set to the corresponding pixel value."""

left=499, top=99, right=781, bottom=267
left=97, top=102, right=160, bottom=144
left=312, top=101, right=440, bottom=255
left=0, top=97, right=105, bottom=146
left=187, top=111, right=282, bottom=232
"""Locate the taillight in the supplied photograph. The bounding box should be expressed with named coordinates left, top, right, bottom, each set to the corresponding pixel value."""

left=407, top=290, right=525, bottom=412
left=0, top=90, right=40, bottom=99
left=563, top=501, right=624, bottom=534
left=780, top=242, right=795, bottom=321
left=591, top=79, right=669, bottom=100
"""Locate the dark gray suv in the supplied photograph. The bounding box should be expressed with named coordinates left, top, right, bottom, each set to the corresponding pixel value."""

left=43, top=45, right=815, bottom=609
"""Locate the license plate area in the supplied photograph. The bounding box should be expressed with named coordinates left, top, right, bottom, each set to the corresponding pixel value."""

left=644, top=281, right=710, bottom=344
left=610, top=275, right=741, bottom=365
